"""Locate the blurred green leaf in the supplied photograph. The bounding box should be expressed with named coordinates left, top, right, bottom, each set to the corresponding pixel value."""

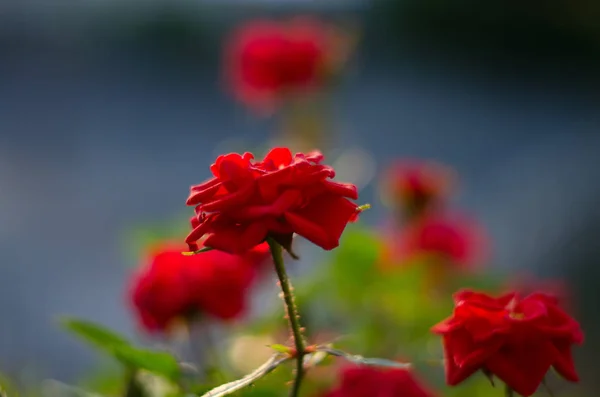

left=114, top=346, right=181, bottom=381
left=267, top=344, right=292, bottom=355
left=317, top=347, right=411, bottom=369
left=61, top=317, right=181, bottom=382
left=60, top=318, right=130, bottom=352
left=328, top=226, right=384, bottom=306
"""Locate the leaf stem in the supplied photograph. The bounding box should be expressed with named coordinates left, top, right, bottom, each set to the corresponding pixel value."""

left=124, top=370, right=144, bottom=397
left=504, top=383, right=514, bottom=397
left=267, top=238, right=306, bottom=397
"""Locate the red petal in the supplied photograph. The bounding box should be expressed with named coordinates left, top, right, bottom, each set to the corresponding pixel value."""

left=441, top=331, right=483, bottom=386
left=284, top=194, right=358, bottom=250
left=185, top=220, right=212, bottom=246
left=263, top=147, right=293, bottom=168
left=302, top=150, right=324, bottom=163
left=227, top=189, right=302, bottom=220
left=218, top=154, right=256, bottom=189
left=551, top=339, right=579, bottom=382
left=187, top=179, right=222, bottom=205
left=200, top=183, right=256, bottom=212
left=203, top=221, right=269, bottom=254
left=485, top=339, right=556, bottom=396
left=322, top=180, right=358, bottom=199
left=431, top=317, right=462, bottom=334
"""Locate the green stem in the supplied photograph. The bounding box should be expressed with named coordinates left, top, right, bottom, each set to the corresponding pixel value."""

left=124, top=370, right=144, bottom=397
left=504, top=383, right=514, bottom=397
left=267, top=238, right=306, bottom=397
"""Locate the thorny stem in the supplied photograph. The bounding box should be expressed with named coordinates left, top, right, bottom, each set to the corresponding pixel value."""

left=267, top=238, right=306, bottom=397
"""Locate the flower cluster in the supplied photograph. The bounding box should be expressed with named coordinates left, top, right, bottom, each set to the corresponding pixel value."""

left=432, top=290, right=584, bottom=396
left=129, top=242, right=269, bottom=333
left=54, top=10, right=586, bottom=397
left=185, top=147, right=361, bottom=254
left=381, top=160, right=488, bottom=272
left=118, top=143, right=584, bottom=397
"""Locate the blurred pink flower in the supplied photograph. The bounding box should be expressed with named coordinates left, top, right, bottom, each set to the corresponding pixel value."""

left=223, top=18, right=345, bottom=113
left=381, top=159, right=455, bottom=219
left=320, top=366, right=436, bottom=397
left=128, top=242, right=269, bottom=334
left=382, top=213, right=489, bottom=270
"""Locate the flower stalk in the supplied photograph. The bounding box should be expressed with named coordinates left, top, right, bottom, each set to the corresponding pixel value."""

left=267, top=237, right=306, bottom=397
left=124, top=370, right=143, bottom=397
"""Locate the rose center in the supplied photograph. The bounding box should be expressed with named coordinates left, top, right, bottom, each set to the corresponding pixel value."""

left=508, top=312, right=525, bottom=320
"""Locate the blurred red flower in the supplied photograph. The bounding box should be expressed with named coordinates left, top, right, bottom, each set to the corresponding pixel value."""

left=129, top=242, right=269, bottom=333
left=432, top=290, right=584, bottom=396
left=381, top=159, right=455, bottom=218
left=321, top=366, right=436, bottom=397
left=383, top=213, right=488, bottom=269
left=185, top=147, right=361, bottom=254
left=224, top=18, right=344, bottom=112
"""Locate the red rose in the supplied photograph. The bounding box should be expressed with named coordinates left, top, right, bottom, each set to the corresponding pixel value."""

left=129, top=242, right=268, bottom=333
left=185, top=147, right=360, bottom=254
left=432, top=290, right=584, bottom=396
left=321, top=366, right=436, bottom=397
left=385, top=213, right=488, bottom=269
left=224, top=18, right=339, bottom=112
left=382, top=160, right=455, bottom=218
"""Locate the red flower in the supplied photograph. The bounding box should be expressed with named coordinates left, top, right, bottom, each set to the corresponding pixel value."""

left=432, top=290, right=584, bottom=396
left=129, top=242, right=268, bottom=333
left=224, top=18, right=340, bottom=112
left=321, top=366, right=436, bottom=397
left=382, top=160, right=455, bottom=218
left=185, top=147, right=361, bottom=254
left=385, top=213, right=488, bottom=269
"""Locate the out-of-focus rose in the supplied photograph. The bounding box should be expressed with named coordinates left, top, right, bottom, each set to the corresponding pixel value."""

left=185, top=147, right=362, bottom=254
left=382, top=213, right=488, bottom=270
left=381, top=159, right=455, bottom=220
left=129, top=242, right=269, bottom=333
left=320, top=366, right=436, bottom=397
left=224, top=18, right=350, bottom=113
left=432, top=290, right=584, bottom=396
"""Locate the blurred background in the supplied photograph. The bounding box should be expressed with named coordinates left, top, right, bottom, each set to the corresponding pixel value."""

left=1, top=0, right=599, bottom=395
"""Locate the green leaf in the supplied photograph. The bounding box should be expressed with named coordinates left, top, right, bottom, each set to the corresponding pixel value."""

left=316, top=346, right=411, bottom=369
left=267, top=344, right=292, bottom=354
left=61, top=317, right=181, bottom=381
left=114, top=346, right=181, bottom=381
left=328, top=226, right=384, bottom=305
left=60, top=317, right=130, bottom=352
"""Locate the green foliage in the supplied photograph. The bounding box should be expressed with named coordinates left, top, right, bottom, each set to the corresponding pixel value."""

left=114, top=346, right=181, bottom=382
left=60, top=318, right=181, bottom=382
left=24, top=202, right=584, bottom=397
left=267, top=344, right=292, bottom=355
left=326, top=225, right=384, bottom=307
left=61, top=318, right=130, bottom=352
